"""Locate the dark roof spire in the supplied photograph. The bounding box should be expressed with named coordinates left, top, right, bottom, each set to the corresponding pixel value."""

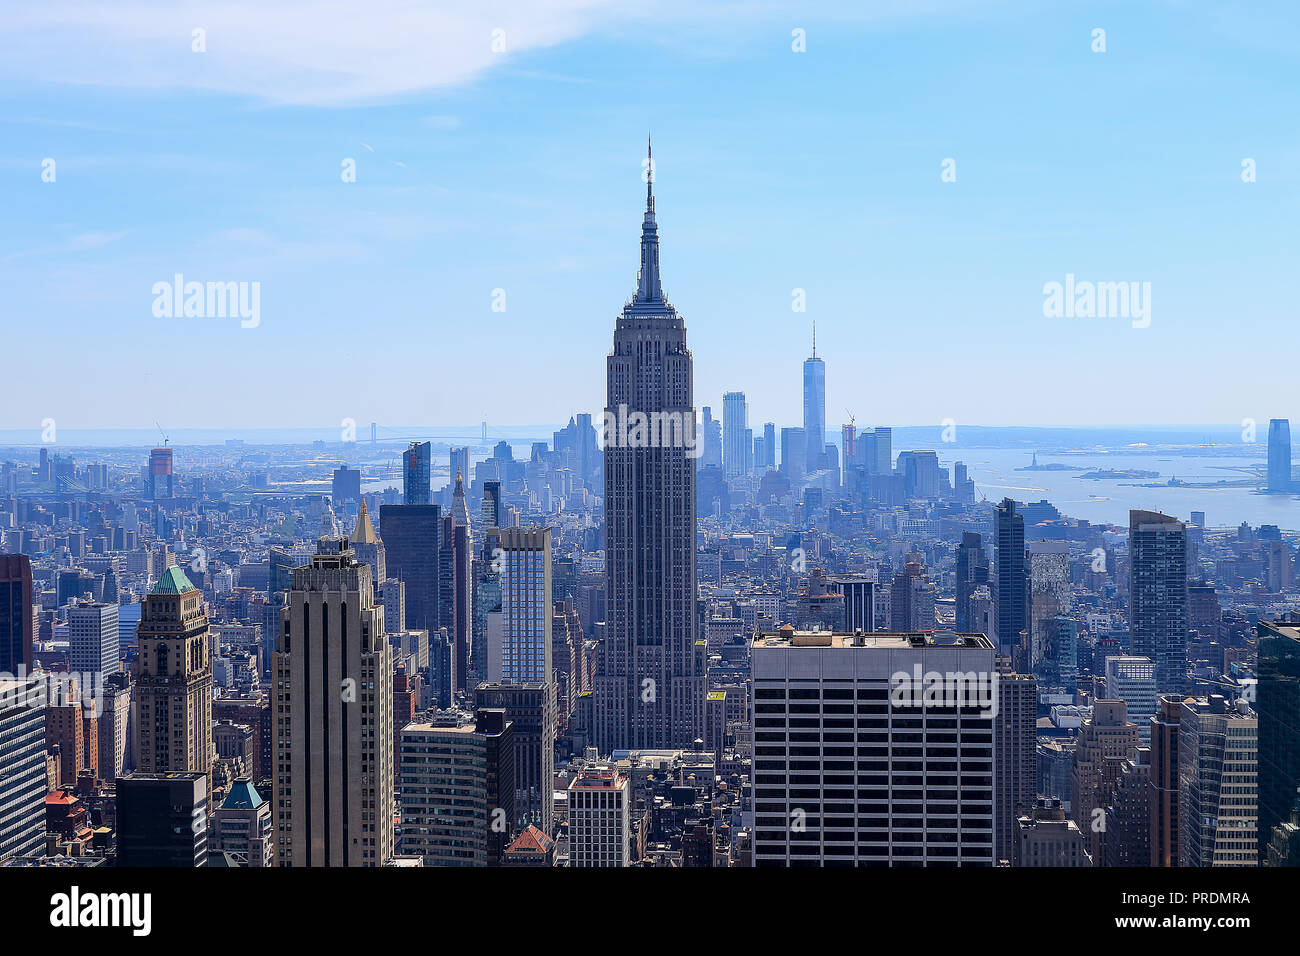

left=636, top=135, right=663, bottom=303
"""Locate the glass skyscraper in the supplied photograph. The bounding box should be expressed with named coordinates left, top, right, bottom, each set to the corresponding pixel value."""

left=404, top=440, right=431, bottom=505
left=802, top=331, right=825, bottom=473
left=1267, top=418, right=1292, bottom=492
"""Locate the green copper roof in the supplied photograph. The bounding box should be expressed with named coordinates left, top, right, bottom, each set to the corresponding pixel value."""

left=151, top=565, right=197, bottom=595
left=221, top=778, right=264, bottom=811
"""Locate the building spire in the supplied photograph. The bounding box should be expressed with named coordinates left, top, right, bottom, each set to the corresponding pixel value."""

left=636, top=134, right=663, bottom=303
left=812, top=320, right=816, bottom=358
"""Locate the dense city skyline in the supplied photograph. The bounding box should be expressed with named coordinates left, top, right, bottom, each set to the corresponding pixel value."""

left=2, top=3, right=1296, bottom=934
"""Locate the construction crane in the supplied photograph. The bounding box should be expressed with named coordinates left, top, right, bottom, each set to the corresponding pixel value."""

left=155, top=421, right=170, bottom=447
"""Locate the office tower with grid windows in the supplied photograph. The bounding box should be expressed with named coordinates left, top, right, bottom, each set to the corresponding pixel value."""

left=0, top=678, right=46, bottom=861
left=1105, top=656, right=1158, bottom=745
left=69, top=601, right=119, bottom=683
left=568, top=764, right=630, bottom=867
left=398, top=708, right=514, bottom=866
left=750, top=629, right=997, bottom=866
left=497, top=527, right=552, bottom=683
left=1178, top=695, right=1257, bottom=867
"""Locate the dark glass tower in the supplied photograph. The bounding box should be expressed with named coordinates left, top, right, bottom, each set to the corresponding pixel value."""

left=1268, top=419, right=1292, bottom=492
left=0, top=554, right=34, bottom=676
left=594, top=140, right=704, bottom=752
left=1257, top=622, right=1300, bottom=858
left=994, top=498, right=1027, bottom=661
left=1128, top=509, right=1188, bottom=693
left=403, top=441, right=431, bottom=505
left=955, top=531, right=989, bottom=633
left=380, top=504, right=443, bottom=635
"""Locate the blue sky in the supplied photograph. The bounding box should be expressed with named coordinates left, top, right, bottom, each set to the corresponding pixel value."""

left=2, top=0, right=1296, bottom=433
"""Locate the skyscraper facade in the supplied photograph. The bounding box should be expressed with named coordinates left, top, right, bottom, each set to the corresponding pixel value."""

left=68, top=601, right=119, bottom=682
left=568, top=764, right=630, bottom=867
left=954, top=532, right=989, bottom=633
left=273, top=537, right=394, bottom=866
left=403, top=440, right=431, bottom=505
left=1128, top=510, right=1188, bottom=694
left=1256, top=622, right=1300, bottom=860
left=995, top=668, right=1038, bottom=864
left=1267, top=418, right=1292, bottom=492
left=398, top=709, right=513, bottom=866
left=497, top=526, right=552, bottom=683
left=802, top=334, right=825, bottom=474
left=116, top=772, right=208, bottom=867
left=994, top=498, right=1028, bottom=662
left=474, top=682, right=555, bottom=839
left=722, top=390, right=749, bottom=477
left=751, top=629, right=997, bottom=866
left=133, top=567, right=213, bottom=787
left=0, top=678, right=46, bottom=861
left=379, top=504, right=443, bottom=636
left=1149, top=693, right=1183, bottom=867
left=595, top=143, right=705, bottom=753
left=1178, top=695, right=1257, bottom=867
left=0, top=554, right=34, bottom=677
left=148, top=447, right=174, bottom=499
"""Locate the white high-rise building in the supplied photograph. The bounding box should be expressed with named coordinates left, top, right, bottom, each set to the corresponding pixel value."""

left=751, top=629, right=998, bottom=866
left=1105, top=656, right=1158, bottom=745
left=568, top=764, right=630, bottom=867
left=68, top=601, right=119, bottom=682
left=722, top=390, right=749, bottom=477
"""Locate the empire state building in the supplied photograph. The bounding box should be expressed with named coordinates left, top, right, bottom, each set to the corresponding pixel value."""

left=593, top=141, right=705, bottom=752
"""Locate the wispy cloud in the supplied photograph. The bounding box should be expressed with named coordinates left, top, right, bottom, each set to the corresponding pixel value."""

left=3, top=231, right=128, bottom=261
left=3, top=1, right=631, bottom=107
left=1, top=0, right=1001, bottom=107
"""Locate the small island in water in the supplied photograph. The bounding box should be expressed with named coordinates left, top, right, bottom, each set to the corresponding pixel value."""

left=1016, top=453, right=1083, bottom=472
left=1078, top=469, right=1160, bottom=480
